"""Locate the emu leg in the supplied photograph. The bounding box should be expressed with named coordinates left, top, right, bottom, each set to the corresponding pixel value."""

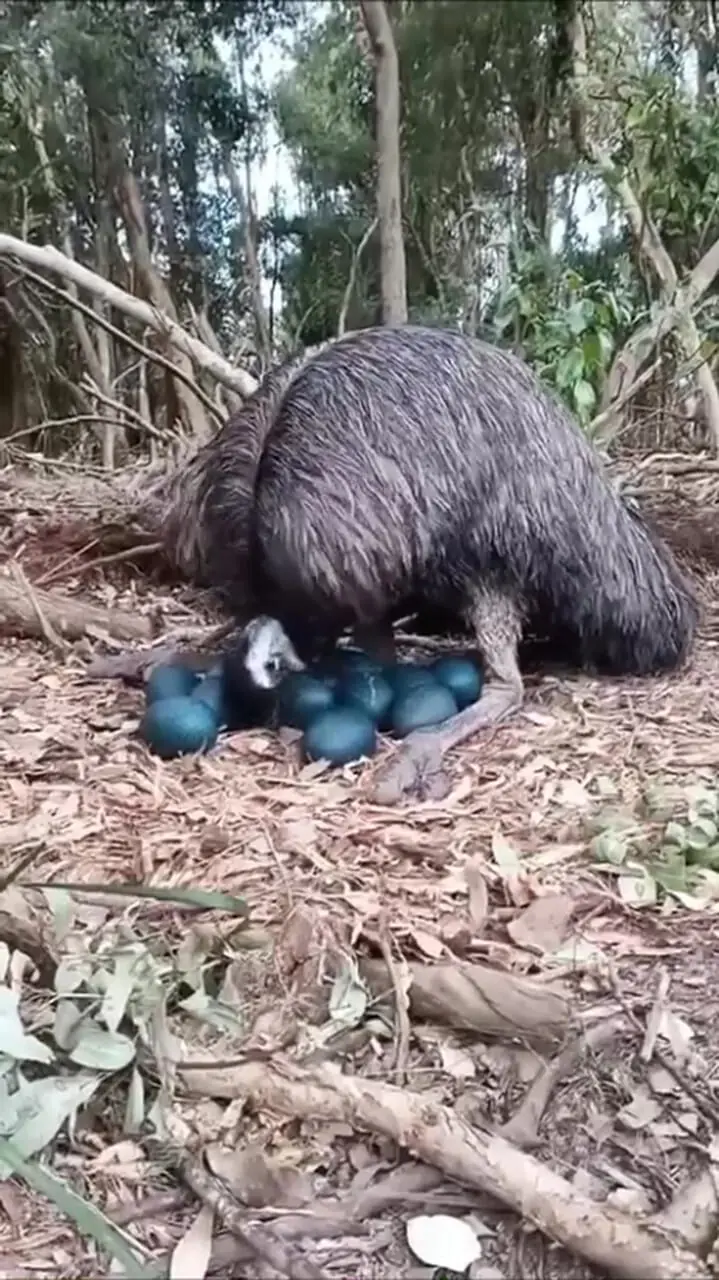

left=372, top=591, right=523, bottom=805
left=353, top=620, right=397, bottom=664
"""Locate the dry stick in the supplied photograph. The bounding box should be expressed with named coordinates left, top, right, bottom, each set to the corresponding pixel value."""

left=38, top=542, right=162, bottom=589
left=500, top=1015, right=629, bottom=1151
left=180, top=1058, right=708, bottom=1280
left=6, top=260, right=225, bottom=430
left=9, top=562, right=67, bottom=654
left=176, top=1150, right=328, bottom=1280
left=0, top=572, right=152, bottom=645
left=373, top=921, right=411, bottom=1081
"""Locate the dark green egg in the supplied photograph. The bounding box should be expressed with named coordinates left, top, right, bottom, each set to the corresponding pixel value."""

left=307, top=657, right=342, bottom=692
left=303, top=706, right=377, bottom=766
left=337, top=669, right=394, bottom=726
left=385, top=663, right=436, bottom=697
left=430, top=655, right=484, bottom=709
left=192, top=671, right=225, bottom=716
left=140, top=696, right=219, bottom=759
left=391, top=683, right=458, bottom=737
left=278, top=672, right=336, bottom=730
left=332, top=647, right=385, bottom=678
left=145, top=662, right=199, bottom=706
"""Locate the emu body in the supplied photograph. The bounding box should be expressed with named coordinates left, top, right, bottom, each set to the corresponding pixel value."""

left=166, top=326, right=699, bottom=801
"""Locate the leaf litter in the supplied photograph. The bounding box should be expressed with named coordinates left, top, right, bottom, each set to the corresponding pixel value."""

left=0, top=486, right=719, bottom=1279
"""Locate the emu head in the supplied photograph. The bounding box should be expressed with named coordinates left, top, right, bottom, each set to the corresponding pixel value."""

left=239, top=615, right=305, bottom=690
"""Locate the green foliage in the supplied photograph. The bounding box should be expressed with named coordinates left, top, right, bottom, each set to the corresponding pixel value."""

left=591, top=781, right=719, bottom=910
left=621, top=70, right=719, bottom=271
left=492, top=248, right=638, bottom=427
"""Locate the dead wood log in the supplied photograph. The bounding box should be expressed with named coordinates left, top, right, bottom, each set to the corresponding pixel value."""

left=360, top=958, right=572, bottom=1046
left=0, top=572, right=151, bottom=645
left=180, top=1057, right=708, bottom=1280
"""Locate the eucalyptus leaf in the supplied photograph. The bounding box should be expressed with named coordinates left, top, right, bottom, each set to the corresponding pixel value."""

left=685, top=818, right=717, bottom=851
left=329, top=962, right=368, bottom=1028
left=24, top=881, right=248, bottom=916
left=124, top=1067, right=145, bottom=1134
left=663, top=821, right=687, bottom=849
left=0, top=1139, right=151, bottom=1276
left=54, top=955, right=94, bottom=997
left=69, top=1024, right=136, bottom=1071
left=102, top=950, right=141, bottom=1034
left=0, top=986, right=54, bottom=1065
left=0, top=1072, right=102, bottom=1176
left=591, top=829, right=628, bottom=865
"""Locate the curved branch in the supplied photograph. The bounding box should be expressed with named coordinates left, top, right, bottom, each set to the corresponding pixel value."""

left=0, top=233, right=257, bottom=399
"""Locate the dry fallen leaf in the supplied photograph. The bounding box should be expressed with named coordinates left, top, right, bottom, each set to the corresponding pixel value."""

left=169, top=1204, right=214, bottom=1280
left=464, top=860, right=489, bottom=934
left=438, top=1043, right=476, bottom=1081
left=617, top=1087, right=664, bottom=1131
left=205, top=1143, right=313, bottom=1209
left=506, top=893, right=576, bottom=955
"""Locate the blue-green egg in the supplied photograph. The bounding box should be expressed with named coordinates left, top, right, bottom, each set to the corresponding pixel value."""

left=140, top=696, right=219, bottom=759
left=303, top=706, right=377, bottom=766
left=430, top=655, right=484, bottom=709
left=307, top=657, right=342, bottom=692
left=391, top=682, right=458, bottom=737
left=385, top=662, right=436, bottom=697
left=145, top=662, right=199, bottom=706
left=278, top=671, right=336, bottom=730
left=337, top=669, right=394, bottom=727
left=190, top=671, right=235, bottom=728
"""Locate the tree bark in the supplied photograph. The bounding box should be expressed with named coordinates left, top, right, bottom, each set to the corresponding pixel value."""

left=359, top=0, right=408, bottom=326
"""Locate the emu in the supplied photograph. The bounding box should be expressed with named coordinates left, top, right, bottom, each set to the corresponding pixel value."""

left=163, top=326, right=699, bottom=802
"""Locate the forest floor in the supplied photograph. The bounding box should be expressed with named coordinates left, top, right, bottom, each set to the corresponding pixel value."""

left=0, top=470, right=719, bottom=1280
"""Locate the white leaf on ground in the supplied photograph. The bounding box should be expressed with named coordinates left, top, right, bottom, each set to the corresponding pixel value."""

left=406, top=1214, right=482, bottom=1270
left=170, top=1204, right=214, bottom=1280
left=101, top=949, right=141, bottom=1033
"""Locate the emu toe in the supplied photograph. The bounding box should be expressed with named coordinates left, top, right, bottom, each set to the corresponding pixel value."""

left=372, top=731, right=451, bottom=805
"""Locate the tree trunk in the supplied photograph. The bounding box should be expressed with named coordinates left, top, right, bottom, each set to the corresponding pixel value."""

left=0, top=274, right=25, bottom=438
left=115, top=165, right=213, bottom=442
left=223, top=147, right=272, bottom=365
left=359, top=0, right=408, bottom=326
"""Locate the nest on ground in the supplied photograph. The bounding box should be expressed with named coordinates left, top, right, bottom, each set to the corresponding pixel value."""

left=0, top=454, right=718, bottom=1280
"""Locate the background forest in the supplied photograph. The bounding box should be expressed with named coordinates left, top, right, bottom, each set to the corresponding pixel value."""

left=2, top=0, right=719, bottom=471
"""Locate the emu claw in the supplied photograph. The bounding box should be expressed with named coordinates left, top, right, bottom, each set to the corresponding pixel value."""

left=372, top=736, right=450, bottom=805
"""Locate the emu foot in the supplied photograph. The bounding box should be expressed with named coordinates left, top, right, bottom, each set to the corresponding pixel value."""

left=372, top=731, right=451, bottom=805
left=371, top=681, right=524, bottom=806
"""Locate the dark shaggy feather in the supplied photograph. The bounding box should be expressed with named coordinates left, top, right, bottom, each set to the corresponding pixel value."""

left=166, top=325, right=699, bottom=679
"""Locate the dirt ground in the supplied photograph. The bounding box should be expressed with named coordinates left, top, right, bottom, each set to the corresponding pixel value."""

left=0, top=475, right=719, bottom=1279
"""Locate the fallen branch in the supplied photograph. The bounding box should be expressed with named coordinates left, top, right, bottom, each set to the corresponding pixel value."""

left=500, top=1015, right=628, bottom=1149
left=0, top=572, right=152, bottom=645
left=0, top=233, right=257, bottom=399
left=360, top=957, right=572, bottom=1046
left=180, top=1057, right=707, bottom=1280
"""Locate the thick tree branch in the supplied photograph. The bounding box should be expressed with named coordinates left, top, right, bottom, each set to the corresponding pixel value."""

left=0, top=234, right=258, bottom=400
